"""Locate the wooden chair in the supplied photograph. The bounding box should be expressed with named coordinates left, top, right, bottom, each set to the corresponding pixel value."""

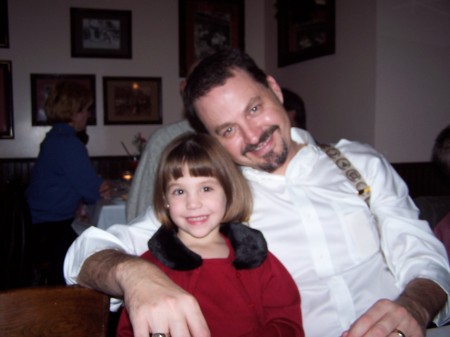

left=0, top=285, right=110, bottom=337
left=0, top=179, right=33, bottom=290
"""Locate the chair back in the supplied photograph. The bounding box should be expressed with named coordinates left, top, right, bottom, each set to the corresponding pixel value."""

left=0, top=179, right=32, bottom=290
left=0, top=285, right=110, bottom=337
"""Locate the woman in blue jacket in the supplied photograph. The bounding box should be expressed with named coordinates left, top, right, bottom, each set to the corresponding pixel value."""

left=26, top=81, right=110, bottom=285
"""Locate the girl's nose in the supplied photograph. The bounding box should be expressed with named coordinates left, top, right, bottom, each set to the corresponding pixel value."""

left=186, top=193, right=201, bottom=209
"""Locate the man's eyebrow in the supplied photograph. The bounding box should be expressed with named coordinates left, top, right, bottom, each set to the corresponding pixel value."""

left=214, top=122, right=233, bottom=135
left=213, top=96, right=262, bottom=135
left=246, top=96, right=261, bottom=111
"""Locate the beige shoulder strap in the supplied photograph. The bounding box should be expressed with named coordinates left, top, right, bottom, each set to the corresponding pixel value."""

left=319, top=144, right=371, bottom=207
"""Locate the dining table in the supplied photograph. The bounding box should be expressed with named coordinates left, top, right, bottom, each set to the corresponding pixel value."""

left=71, top=180, right=128, bottom=234
left=94, top=198, right=126, bottom=230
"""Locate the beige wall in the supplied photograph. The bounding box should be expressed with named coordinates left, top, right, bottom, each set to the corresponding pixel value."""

left=1, top=0, right=449, bottom=162
left=375, top=0, right=450, bottom=162
left=0, top=0, right=264, bottom=158
left=265, top=0, right=450, bottom=162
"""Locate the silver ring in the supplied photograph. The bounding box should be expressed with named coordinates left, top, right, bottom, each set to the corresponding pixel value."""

left=151, top=334, right=169, bottom=337
left=394, top=329, right=406, bottom=337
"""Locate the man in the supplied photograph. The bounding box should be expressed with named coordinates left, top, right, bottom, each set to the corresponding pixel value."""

left=432, top=125, right=450, bottom=259
left=65, top=49, right=450, bottom=337
left=281, top=87, right=306, bottom=129
left=432, top=125, right=450, bottom=182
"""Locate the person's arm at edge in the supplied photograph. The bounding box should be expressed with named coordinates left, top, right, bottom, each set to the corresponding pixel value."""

left=77, top=249, right=211, bottom=337
left=338, top=141, right=450, bottom=335
left=343, top=278, right=447, bottom=337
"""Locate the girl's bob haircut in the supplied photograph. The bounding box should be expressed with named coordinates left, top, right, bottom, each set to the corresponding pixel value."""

left=153, top=132, right=253, bottom=229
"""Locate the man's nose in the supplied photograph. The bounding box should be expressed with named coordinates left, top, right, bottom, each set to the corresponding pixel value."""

left=241, top=122, right=261, bottom=144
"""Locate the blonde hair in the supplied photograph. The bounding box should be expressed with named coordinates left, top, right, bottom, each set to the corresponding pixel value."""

left=153, top=133, right=253, bottom=229
left=44, top=81, right=92, bottom=124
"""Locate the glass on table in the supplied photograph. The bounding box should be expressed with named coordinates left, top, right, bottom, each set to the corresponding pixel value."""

left=110, top=176, right=132, bottom=201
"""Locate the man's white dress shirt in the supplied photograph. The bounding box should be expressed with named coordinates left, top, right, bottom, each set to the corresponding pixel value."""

left=65, top=129, right=450, bottom=337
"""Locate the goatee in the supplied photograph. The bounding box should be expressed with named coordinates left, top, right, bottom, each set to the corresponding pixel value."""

left=242, top=125, right=288, bottom=173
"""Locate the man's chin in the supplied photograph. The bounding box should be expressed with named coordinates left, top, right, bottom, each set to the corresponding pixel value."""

left=240, top=148, right=288, bottom=172
left=245, top=158, right=282, bottom=173
left=258, top=162, right=280, bottom=173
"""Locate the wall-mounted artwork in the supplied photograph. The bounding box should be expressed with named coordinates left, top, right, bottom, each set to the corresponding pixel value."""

left=276, top=0, right=335, bottom=67
left=178, top=0, right=244, bottom=77
left=71, top=8, right=132, bottom=59
left=0, top=60, right=13, bottom=139
left=0, top=0, right=9, bottom=48
left=103, top=77, right=162, bottom=125
left=30, top=74, right=96, bottom=126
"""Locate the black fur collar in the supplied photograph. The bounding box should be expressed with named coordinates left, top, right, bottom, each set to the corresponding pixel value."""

left=148, top=223, right=268, bottom=271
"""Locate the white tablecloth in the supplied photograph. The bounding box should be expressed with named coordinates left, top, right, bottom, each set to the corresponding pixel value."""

left=96, top=201, right=126, bottom=230
left=72, top=198, right=126, bottom=234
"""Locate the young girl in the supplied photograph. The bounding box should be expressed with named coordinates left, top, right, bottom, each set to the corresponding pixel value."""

left=116, top=133, right=304, bottom=337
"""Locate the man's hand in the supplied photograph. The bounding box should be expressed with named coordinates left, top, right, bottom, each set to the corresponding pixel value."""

left=342, top=278, right=447, bottom=337
left=78, top=250, right=211, bottom=337
left=341, top=298, right=423, bottom=337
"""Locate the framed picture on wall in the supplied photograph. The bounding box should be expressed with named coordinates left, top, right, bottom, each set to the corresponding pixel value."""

left=30, top=74, right=97, bottom=126
left=103, top=76, right=162, bottom=125
left=276, top=0, right=335, bottom=67
left=0, top=0, right=9, bottom=48
left=178, top=0, right=245, bottom=77
left=70, top=7, right=132, bottom=59
left=0, top=60, right=13, bottom=139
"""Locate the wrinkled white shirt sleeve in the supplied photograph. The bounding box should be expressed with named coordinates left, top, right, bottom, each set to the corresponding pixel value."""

left=64, top=207, right=160, bottom=310
left=344, top=139, right=450, bottom=324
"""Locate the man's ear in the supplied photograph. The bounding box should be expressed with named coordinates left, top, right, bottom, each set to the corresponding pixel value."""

left=267, top=75, right=283, bottom=104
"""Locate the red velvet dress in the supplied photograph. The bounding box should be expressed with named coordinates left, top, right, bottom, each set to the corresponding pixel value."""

left=116, top=223, right=304, bottom=337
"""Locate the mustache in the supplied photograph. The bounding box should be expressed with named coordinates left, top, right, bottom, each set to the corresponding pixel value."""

left=242, top=125, right=278, bottom=155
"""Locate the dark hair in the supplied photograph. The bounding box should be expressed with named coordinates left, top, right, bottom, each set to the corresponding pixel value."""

left=183, top=48, right=269, bottom=133
left=432, top=125, right=450, bottom=180
left=44, top=81, right=92, bottom=124
left=153, top=132, right=253, bottom=229
left=281, top=87, right=306, bottom=129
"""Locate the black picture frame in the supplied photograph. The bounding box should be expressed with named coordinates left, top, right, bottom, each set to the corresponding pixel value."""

left=103, top=76, right=162, bottom=125
left=0, top=0, right=9, bottom=48
left=179, top=0, right=245, bottom=77
left=0, top=60, right=13, bottom=139
left=30, top=74, right=97, bottom=126
left=277, top=0, right=335, bottom=67
left=70, top=7, right=132, bottom=59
